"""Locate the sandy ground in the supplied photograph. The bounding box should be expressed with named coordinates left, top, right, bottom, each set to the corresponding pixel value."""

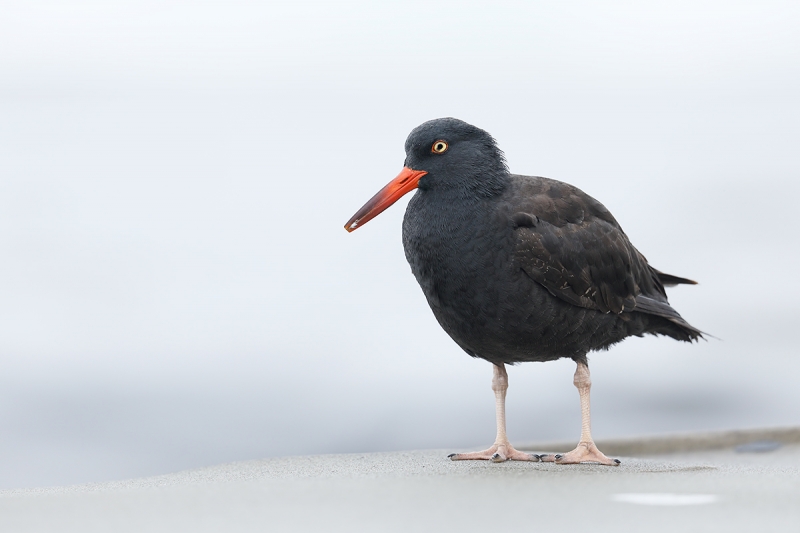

left=1, top=431, right=798, bottom=532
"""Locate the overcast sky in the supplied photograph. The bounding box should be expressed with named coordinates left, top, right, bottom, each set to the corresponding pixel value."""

left=0, top=1, right=798, bottom=488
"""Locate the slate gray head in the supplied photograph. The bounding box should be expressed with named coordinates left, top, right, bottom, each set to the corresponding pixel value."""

left=345, top=118, right=508, bottom=232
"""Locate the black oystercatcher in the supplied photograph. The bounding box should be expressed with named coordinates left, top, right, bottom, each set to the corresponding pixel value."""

left=344, top=118, right=703, bottom=465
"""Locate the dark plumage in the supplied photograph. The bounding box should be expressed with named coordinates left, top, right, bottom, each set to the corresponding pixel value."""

left=345, top=117, right=703, bottom=464
left=401, top=118, right=702, bottom=366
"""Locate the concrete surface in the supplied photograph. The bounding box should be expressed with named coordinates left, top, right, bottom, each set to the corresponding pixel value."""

left=1, top=428, right=798, bottom=532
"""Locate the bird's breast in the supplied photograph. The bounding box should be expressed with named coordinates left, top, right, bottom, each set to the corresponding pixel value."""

left=402, top=193, right=520, bottom=330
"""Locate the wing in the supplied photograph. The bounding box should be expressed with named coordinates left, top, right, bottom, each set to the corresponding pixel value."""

left=509, top=176, right=666, bottom=315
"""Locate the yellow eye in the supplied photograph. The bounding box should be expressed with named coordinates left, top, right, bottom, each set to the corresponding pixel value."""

left=431, top=140, right=448, bottom=154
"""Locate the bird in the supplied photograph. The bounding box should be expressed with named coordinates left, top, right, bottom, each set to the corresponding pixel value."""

left=344, top=118, right=703, bottom=465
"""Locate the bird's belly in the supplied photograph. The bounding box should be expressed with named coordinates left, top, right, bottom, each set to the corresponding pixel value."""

left=411, top=254, right=629, bottom=364
left=407, top=248, right=557, bottom=362
left=428, top=277, right=562, bottom=362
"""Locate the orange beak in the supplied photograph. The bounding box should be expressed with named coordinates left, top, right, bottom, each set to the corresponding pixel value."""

left=344, top=167, right=428, bottom=232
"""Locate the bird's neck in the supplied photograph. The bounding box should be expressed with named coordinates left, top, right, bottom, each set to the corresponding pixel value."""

left=404, top=181, right=505, bottom=243
left=420, top=168, right=510, bottom=202
left=466, top=171, right=509, bottom=200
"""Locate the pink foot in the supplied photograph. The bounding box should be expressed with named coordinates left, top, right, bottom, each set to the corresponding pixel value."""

left=449, top=443, right=540, bottom=463
left=540, top=441, right=620, bottom=466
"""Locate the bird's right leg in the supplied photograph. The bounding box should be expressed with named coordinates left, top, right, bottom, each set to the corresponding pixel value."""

left=449, top=363, right=539, bottom=463
left=540, top=361, right=620, bottom=466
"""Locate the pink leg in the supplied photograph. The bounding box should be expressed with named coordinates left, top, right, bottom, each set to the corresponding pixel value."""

left=541, top=361, right=620, bottom=466
left=449, top=363, right=539, bottom=463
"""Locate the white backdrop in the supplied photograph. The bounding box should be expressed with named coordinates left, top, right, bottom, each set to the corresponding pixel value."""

left=1, top=0, right=798, bottom=488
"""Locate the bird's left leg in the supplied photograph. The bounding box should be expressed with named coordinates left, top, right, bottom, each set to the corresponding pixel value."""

left=542, top=361, right=620, bottom=466
left=449, top=363, right=539, bottom=463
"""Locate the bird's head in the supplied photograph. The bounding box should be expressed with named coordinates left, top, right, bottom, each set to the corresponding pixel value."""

left=345, top=118, right=507, bottom=232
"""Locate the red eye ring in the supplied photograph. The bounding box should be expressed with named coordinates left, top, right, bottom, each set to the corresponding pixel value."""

left=431, top=140, right=448, bottom=154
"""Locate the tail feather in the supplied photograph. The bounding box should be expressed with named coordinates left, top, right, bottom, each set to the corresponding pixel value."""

left=654, top=269, right=698, bottom=287
left=635, top=294, right=706, bottom=342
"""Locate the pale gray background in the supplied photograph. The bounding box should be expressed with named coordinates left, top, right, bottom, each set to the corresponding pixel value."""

left=0, top=0, right=798, bottom=489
